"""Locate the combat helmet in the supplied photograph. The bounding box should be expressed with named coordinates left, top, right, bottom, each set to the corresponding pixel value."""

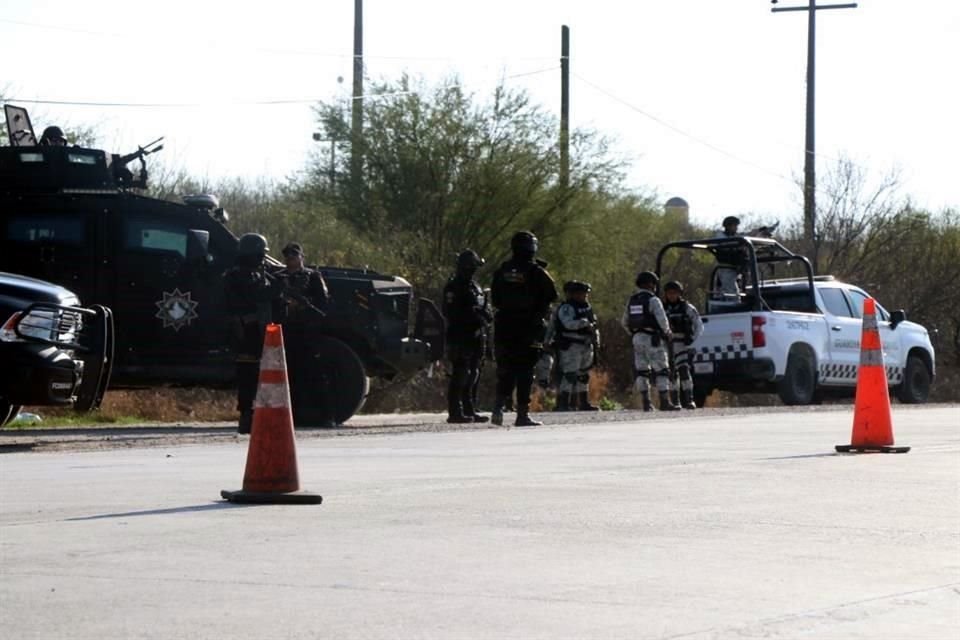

left=663, top=280, right=684, bottom=294
left=563, top=280, right=592, bottom=294
left=237, top=233, right=269, bottom=260
left=635, top=271, right=659, bottom=288
left=456, top=249, right=485, bottom=270
left=510, top=231, right=539, bottom=255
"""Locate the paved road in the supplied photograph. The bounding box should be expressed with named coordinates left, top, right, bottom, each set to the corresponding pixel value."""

left=1, top=407, right=958, bottom=639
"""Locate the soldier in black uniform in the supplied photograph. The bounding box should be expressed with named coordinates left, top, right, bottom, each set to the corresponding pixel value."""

left=223, top=233, right=282, bottom=434
left=276, top=242, right=330, bottom=423
left=490, top=231, right=558, bottom=427
left=443, top=249, right=492, bottom=424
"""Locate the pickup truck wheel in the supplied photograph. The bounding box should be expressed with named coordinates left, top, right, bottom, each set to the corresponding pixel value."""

left=777, top=350, right=816, bottom=405
left=291, top=336, right=369, bottom=427
left=896, top=355, right=931, bottom=404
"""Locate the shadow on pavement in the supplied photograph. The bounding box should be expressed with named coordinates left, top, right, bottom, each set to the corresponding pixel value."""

left=761, top=452, right=840, bottom=460
left=64, top=502, right=253, bottom=521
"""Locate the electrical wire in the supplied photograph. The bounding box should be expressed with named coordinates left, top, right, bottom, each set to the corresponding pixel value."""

left=6, top=91, right=416, bottom=108
left=0, top=17, right=555, bottom=63
left=573, top=72, right=794, bottom=185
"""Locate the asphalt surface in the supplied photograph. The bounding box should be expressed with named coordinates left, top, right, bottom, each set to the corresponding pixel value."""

left=1, top=406, right=958, bottom=639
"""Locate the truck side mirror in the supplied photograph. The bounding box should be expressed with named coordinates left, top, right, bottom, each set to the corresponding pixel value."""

left=890, top=309, right=906, bottom=329
left=186, top=229, right=211, bottom=264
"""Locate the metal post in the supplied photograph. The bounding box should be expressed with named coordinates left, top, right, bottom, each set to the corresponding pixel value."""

left=351, top=0, right=364, bottom=199
left=772, top=1, right=857, bottom=267
left=804, top=0, right=816, bottom=260
left=560, top=25, right=570, bottom=190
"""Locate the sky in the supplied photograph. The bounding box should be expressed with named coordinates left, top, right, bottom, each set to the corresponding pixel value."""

left=1, top=0, right=958, bottom=227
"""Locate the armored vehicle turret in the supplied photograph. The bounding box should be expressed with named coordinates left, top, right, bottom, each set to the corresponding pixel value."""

left=0, top=105, right=444, bottom=424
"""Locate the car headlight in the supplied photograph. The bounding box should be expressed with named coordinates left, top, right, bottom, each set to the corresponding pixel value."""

left=0, top=308, right=81, bottom=343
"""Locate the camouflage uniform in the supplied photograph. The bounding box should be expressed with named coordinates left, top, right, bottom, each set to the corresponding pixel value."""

left=622, top=284, right=677, bottom=411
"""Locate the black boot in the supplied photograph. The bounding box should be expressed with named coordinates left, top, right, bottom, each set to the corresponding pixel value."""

left=577, top=391, right=600, bottom=412
left=238, top=410, right=253, bottom=434
left=680, top=389, right=697, bottom=410
left=491, top=396, right=505, bottom=426
left=462, top=398, right=489, bottom=423
left=514, top=409, right=542, bottom=427
left=447, top=399, right=473, bottom=423
left=641, top=392, right=655, bottom=412
left=554, top=391, right=571, bottom=412
left=659, top=391, right=681, bottom=411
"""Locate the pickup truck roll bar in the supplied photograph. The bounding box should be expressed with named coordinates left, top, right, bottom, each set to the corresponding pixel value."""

left=655, top=236, right=816, bottom=313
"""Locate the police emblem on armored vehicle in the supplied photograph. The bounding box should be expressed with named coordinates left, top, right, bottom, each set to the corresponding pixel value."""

left=154, top=289, right=198, bottom=332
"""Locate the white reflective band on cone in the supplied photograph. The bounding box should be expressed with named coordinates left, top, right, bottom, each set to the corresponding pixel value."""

left=254, top=382, right=291, bottom=409
left=860, top=349, right=885, bottom=367
left=260, top=346, right=286, bottom=371
left=862, top=313, right=878, bottom=331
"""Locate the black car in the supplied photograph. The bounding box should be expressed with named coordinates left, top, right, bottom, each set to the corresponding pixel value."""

left=0, top=272, right=113, bottom=426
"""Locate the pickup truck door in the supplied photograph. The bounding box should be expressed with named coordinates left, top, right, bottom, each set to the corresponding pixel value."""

left=844, top=289, right=902, bottom=384
left=817, top=287, right=861, bottom=385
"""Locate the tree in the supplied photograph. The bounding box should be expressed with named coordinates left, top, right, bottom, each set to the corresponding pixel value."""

left=308, top=74, right=624, bottom=295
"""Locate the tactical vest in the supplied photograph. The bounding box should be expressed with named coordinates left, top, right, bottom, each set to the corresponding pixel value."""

left=665, top=300, right=692, bottom=337
left=626, top=290, right=658, bottom=334
left=495, top=265, right=535, bottom=314
left=555, top=301, right=596, bottom=343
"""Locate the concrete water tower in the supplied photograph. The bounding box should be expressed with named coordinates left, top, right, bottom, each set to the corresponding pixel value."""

left=665, top=196, right=690, bottom=225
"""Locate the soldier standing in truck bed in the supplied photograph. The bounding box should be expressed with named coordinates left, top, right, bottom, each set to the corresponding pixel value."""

left=223, top=233, right=282, bottom=434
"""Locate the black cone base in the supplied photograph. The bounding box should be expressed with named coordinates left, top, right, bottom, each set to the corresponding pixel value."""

left=220, top=489, right=323, bottom=504
left=835, top=444, right=911, bottom=454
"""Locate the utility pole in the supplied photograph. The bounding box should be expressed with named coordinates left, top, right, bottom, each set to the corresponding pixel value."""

left=772, top=0, right=857, bottom=266
left=351, top=0, right=364, bottom=200
left=559, top=25, right=570, bottom=191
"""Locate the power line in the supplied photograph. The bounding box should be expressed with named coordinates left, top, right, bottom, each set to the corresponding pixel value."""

left=0, top=17, right=555, bottom=63
left=572, top=72, right=794, bottom=185
left=6, top=91, right=416, bottom=108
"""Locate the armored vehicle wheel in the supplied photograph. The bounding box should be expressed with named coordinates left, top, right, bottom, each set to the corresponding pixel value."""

left=896, top=355, right=931, bottom=404
left=777, top=348, right=816, bottom=405
left=291, top=336, right=369, bottom=427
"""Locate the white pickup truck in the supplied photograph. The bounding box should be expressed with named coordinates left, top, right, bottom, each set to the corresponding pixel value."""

left=657, top=237, right=936, bottom=406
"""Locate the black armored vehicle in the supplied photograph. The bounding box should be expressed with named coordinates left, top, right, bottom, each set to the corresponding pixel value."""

left=0, top=105, right=444, bottom=424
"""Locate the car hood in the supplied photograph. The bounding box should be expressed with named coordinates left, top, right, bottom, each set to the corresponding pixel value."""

left=0, top=271, right=80, bottom=310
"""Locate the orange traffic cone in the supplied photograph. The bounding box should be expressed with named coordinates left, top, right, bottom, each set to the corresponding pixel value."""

left=836, top=298, right=909, bottom=454
left=221, top=323, right=323, bottom=503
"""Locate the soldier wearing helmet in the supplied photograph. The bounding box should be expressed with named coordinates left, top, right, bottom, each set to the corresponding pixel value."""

left=621, top=270, right=678, bottom=411
left=443, top=249, right=493, bottom=423
left=39, top=125, right=68, bottom=147
left=662, top=280, right=704, bottom=409
left=224, top=233, right=283, bottom=433
left=551, top=280, right=600, bottom=412
left=489, top=231, right=558, bottom=426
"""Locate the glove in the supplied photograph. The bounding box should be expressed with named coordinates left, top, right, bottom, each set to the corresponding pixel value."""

left=684, top=337, right=694, bottom=346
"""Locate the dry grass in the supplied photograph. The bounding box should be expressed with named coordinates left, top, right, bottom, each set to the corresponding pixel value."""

left=20, top=362, right=957, bottom=425
left=26, top=387, right=237, bottom=423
